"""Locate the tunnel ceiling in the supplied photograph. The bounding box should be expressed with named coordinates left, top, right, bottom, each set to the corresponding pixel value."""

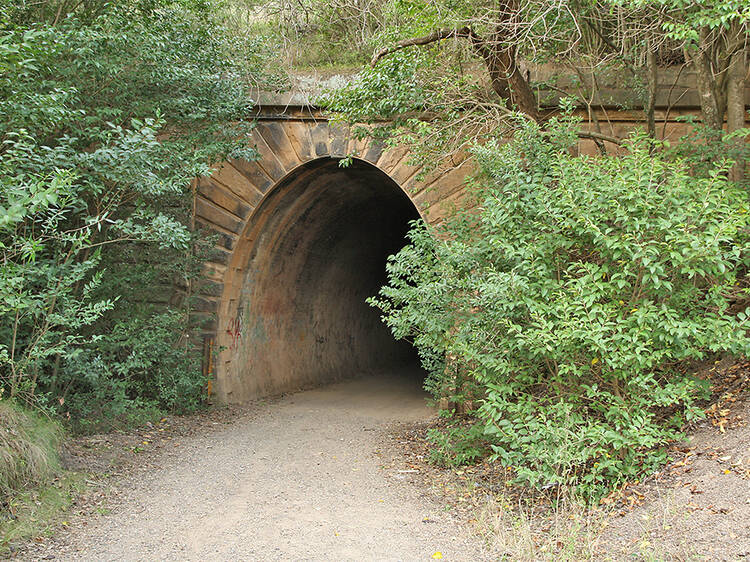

left=220, top=157, right=421, bottom=401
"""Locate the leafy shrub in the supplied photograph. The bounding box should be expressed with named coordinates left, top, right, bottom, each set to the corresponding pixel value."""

left=371, top=119, right=750, bottom=498
left=663, top=118, right=750, bottom=180
left=54, top=310, right=204, bottom=433
left=0, top=1, right=263, bottom=427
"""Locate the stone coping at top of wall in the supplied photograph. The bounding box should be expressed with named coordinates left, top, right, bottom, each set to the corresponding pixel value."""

left=250, top=69, right=750, bottom=115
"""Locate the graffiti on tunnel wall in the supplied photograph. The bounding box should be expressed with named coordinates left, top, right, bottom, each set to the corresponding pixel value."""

left=226, top=310, right=243, bottom=351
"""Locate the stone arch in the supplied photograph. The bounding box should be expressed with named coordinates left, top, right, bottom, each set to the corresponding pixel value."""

left=193, top=118, right=473, bottom=403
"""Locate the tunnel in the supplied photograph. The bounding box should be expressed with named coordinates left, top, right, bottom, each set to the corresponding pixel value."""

left=219, top=157, right=424, bottom=401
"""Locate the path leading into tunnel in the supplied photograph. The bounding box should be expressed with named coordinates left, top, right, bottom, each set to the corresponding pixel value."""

left=49, top=374, right=489, bottom=561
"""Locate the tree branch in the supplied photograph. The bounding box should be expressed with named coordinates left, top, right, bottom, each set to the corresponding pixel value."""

left=576, top=131, right=622, bottom=145
left=371, top=25, right=541, bottom=121
left=370, top=27, right=474, bottom=67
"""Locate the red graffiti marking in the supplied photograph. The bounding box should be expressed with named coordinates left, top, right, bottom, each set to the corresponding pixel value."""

left=227, top=317, right=242, bottom=350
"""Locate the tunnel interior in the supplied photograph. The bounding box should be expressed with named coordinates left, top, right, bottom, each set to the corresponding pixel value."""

left=231, top=157, right=424, bottom=398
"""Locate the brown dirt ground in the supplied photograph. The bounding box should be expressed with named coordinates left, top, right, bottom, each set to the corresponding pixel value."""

left=9, top=362, right=750, bottom=561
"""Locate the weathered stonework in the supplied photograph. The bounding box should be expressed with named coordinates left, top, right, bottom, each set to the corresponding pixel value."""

left=194, top=114, right=460, bottom=403
left=196, top=94, right=747, bottom=403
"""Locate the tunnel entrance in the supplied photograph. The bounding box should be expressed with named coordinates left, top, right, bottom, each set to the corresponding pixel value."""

left=219, top=157, right=424, bottom=401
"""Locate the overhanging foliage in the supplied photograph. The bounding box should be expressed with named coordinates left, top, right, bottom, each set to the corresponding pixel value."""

left=371, top=120, right=750, bottom=497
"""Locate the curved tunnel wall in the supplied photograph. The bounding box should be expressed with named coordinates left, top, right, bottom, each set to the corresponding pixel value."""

left=228, top=158, right=420, bottom=399
left=194, top=119, right=474, bottom=403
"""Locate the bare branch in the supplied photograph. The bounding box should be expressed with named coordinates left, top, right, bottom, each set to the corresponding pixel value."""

left=370, top=27, right=474, bottom=67
left=576, top=131, right=622, bottom=145
left=371, top=23, right=541, bottom=121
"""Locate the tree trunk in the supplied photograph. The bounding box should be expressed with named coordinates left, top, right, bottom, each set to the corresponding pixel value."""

left=727, top=46, right=747, bottom=183
left=692, top=28, right=723, bottom=131
left=646, top=47, right=658, bottom=139
left=482, top=47, right=540, bottom=121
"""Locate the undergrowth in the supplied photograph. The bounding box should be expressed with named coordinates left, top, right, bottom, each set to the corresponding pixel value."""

left=0, top=401, right=62, bottom=503
left=372, top=119, right=750, bottom=499
left=0, top=400, right=80, bottom=554
left=427, top=415, right=489, bottom=468
left=0, top=472, right=85, bottom=556
left=476, top=494, right=607, bottom=561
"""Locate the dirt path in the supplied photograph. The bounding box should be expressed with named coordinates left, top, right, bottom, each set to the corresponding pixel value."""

left=38, top=374, right=489, bottom=561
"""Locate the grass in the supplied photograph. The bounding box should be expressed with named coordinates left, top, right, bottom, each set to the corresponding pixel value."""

left=0, top=400, right=83, bottom=555
left=475, top=493, right=608, bottom=561
left=0, top=472, right=86, bottom=555
left=0, top=401, right=62, bottom=501
left=472, top=488, right=707, bottom=561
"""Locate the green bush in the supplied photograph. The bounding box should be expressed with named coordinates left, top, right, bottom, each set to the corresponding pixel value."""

left=56, top=310, right=204, bottom=433
left=428, top=419, right=490, bottom=467
left=0, top=1, right=263, bottom=427
left=371, top=119, right=750, bottom=498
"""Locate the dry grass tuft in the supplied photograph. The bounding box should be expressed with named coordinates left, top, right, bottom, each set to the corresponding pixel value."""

left=475, top=492, right=610, bottom=561
left=0, top=401, right=62, bottom=504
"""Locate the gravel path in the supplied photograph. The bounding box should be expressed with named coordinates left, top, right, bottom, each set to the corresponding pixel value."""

left=43, top=374, right=489, bottom=561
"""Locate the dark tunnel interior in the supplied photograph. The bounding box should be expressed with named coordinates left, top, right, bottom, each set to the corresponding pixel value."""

left=233, top=157, right=425, bottom=397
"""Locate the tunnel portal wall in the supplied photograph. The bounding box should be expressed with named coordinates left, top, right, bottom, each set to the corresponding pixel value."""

left=192, top=107, right=712, bottom=403
left=193, top=117, right=468, bottom=402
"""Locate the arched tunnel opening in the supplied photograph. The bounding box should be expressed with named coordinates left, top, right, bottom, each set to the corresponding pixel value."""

left=226, top=157, right=425, bottom=399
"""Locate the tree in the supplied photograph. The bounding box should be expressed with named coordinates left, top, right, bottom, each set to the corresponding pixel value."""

left=0, top=0, right=267, bottom=425
left=319, top=0, right=747, bottom=176
left=660, top=1, right=750, bottom=180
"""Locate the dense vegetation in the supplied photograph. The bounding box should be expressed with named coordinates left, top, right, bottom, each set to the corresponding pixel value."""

left=311, top=0, right=750, bottom=497
left=371, top=120, right=750, bottom=497
left=0, top=0, right=267, bottom=443
left=1, top=0, right=748, bottom=505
